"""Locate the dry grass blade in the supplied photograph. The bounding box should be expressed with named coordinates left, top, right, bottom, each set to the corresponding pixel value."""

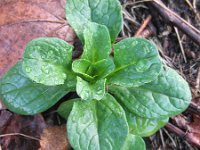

left=174, top=27, right=187, bottom=63
left=0, top=133, right=40, bottom=141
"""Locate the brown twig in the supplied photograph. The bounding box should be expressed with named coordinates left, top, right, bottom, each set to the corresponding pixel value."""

left=165, top=123, right=200, bottom=148
left=149, top=0, right=200, bottom=45
left=134, top=15, right=152, bottom=37
left=189, top=101, right=200, bottom=115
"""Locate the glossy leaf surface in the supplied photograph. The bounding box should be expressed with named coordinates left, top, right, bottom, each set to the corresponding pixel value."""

left=57, top=98, right=80, bottom=120
left=72, top=59, right=94, bottom=80
left=23, top=38, right=74, bottom=86
left=122, top=134, right=145, bottom=150
left=0, top=61, right=76, bottom=115
left=72, top=58, right=115, bottom=80
left=67, top=94, right=128, bottom=150
left=66, top=0, right=122, bottom=43
left=109, top=38, right=162, bottom=87
left=76, top=77, right=106, bottom=101
left=109, top=67, right=192, bottom=118
left=82, top=22, right=111, bottom=62
left=125, top=109, right=168, bottom=137
left=93, top=58, right=115, bottom=79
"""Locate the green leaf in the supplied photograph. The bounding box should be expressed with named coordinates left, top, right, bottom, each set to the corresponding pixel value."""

left=0, top=61, right=76, bottom=115
left=22, top=37, right=74, bottom=86
left=122, top=134, right=146, bottom=150
left=125, top=109, right=168, bottom=137
left=76, top=77, right=106, bottom=101
left=81, top=22, right=111, bottom=62
left=57, top=98, right=80, bottom=120
left=72, top=58, right=115, bottom=80
left=109, top=67, right=192, bottom=118
left=93, top=58, right=115, bottom=79
left=108, top=38, right=162, bottom=87
left=66, top=0, right=122, bottom=43
left=67, top=94, right=129, bottom=150
left=72, top=59, right=94, bottom=81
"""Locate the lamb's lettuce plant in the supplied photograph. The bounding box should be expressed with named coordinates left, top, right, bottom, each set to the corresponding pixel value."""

left=0, top=0, right=191, bottom=149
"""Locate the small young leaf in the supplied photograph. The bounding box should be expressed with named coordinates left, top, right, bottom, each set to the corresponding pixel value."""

left=122, top=134, right=146, bottom=150
left=109, top=67, right=192, bottom=118
left=93, top=58, right=115, bottom=79
left=72, top=59, right=94, bottom=80
left=67, top=94, right=129, bottom=150
left=72, top=58, right=115, bottom=80
left=23, top=38, right=74, bottom=86
left=0, top=61, right=76, bottom=115
left=66, top=0, right=122, bottom=43
left=76, top=77, right=106, bottom=101
left=82, top=22, right=111, bottom=62
left=125, top=109, right=168, bottom=137
left=57, top=98, right=80, bottom=120
left=108, top=38, right=162, bottom=87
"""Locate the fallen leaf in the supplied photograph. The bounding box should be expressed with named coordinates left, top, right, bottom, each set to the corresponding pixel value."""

left=187, top=114, right=200, bottom=135
left=0, top=110, right=13, bottom=133
left=40, top=125, right=71, bottom=150
left=0, top=0, right=75, bottom=77
left=0, top=112, right=46, bottom=150
left=0, top=100, right=6, bottom=110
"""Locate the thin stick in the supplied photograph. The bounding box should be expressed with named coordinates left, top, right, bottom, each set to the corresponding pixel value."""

left=165, top=123, right=186, bottom=138
left=185, top=0, right=194, bottom=10
left=0, top=133, right=40, bottom=141
left=134, top=15, right=152, bottom=37
left=150, top=0, right=200, bottom=45
left=189, top=101, right=200, bottom=115
left=163, top=128, right=177, bottom=148
left=195, top=68, right=200, bottom=90
left=159, top=129, right=166, bottom=148
left=174, top=27, right=187, bottom=63
left=165, top=123, right=200, bottom=148
left=123, top=0, right=153, bottom=9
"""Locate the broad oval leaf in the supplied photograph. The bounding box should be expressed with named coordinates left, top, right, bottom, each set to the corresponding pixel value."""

left=82, top=22, right=111, bottom=62
left=109, top=67, right=192, bottom=118
left=76, top=77, right=106, bottom=101
left=108, top=38, right=162, bottom=87
left=0, top=61, right=76, bottom=115
left=23, top=37, right=74, bottom=86
left=66, top=0, right=122, bottom=43
left=57, top=98, right=80, bottom=120
left=122, top=134, right=146, bottom=150
left=125, top=109, right=168, bottom=137
left=67, top=94, right=129, bottom=150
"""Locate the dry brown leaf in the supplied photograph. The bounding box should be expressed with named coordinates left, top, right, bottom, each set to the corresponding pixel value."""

left=0, top=0, right=75, bottom=77
left=187, top=115, right=200, bottom=141
left=0, top=110, right=12, bottom=133
left=0, top=112, right=46, bottom=150
left=0, top=100, right=6, bottom=110
left=40, top=125, right=71, bottom=150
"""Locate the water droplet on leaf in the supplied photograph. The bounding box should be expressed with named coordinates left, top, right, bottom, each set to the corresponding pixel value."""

left=25, top=67, right=32, bottom=73
left=136, top=61, right=148, bottom=72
